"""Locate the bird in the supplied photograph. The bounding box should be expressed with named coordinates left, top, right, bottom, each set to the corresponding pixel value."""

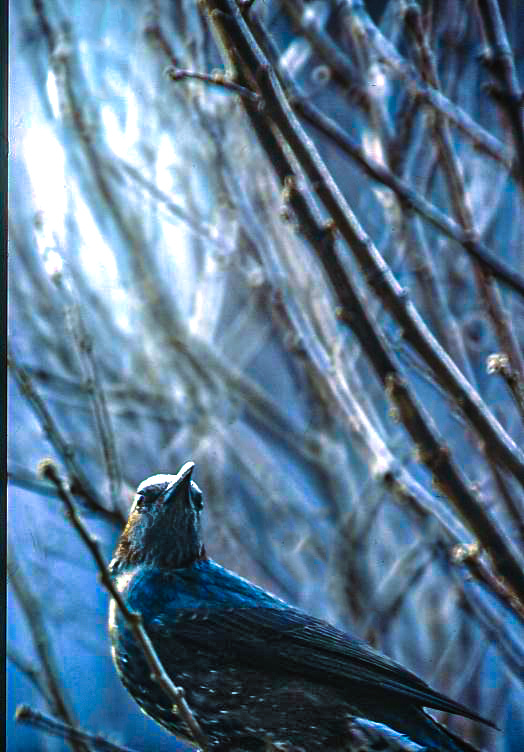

left=108, top=461, right=495, bottom=752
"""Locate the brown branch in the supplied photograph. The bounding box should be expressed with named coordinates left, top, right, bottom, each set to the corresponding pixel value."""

left=250, top=11, right=476, bottom=383
left=401, top=1, right=524, bottom=535
left=475, top=0, right=524, bottom=194
left=202, top=0, right=524, bottom=612
left=274, top=7, right=524, bottom=300
left=16, top=706, right=139, bottom=752
left=38, top=459, right=208, bottom=751
left=201, top=0, right=524, bottom=611
left=334, top=0, right=514, bottom=174
left=286, top=82, right=524, bottom=298
left=402, top=0, right=524, bottom=419
left=204, top=1, right=524, bottom=491
left=166, top=66, right=260, bottom=101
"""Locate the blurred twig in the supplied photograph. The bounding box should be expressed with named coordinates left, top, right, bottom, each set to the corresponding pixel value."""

left=8, top=547, right=90, bottom=752
left=16, top=706, right=140, bottom=752
left=336, top=0, right=515, bottom=174
left=8, top=649, right=53, bottom=707
left=56, top=273, right=123, bottom=512
left=402, top=0, right=524, bottom=406
left=475, top=0, right=524, bottom=193
left=8, top=348, right=120, bottom=523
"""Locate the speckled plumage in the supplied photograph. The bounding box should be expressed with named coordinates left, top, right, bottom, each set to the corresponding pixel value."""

left=108, top=462, right=493, bottom=751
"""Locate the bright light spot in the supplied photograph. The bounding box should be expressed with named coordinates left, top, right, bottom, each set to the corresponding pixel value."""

left=368, top=64, right=386, bottom=91
left=279, top=39, right=310, bottom=78
left=24, top=127, right=66, bottom=239
left=101, top=106, right=124, bottom=157
left=190, top=252, right=221, bottom=338
left=362, top=130, right=386, bottom=166
left=43, top=249, right=63, bottom=277
left=303, top=2, right=328, bottom=28
left=71, top=188, right=119, bottom=287
left=46, top=71, right=60, bottom=119
left=304, top=5, right=316, bottom=23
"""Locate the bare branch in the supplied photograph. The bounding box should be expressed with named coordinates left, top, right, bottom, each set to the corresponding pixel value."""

left=166, top=65, right=260, bottom=102
left=204, top=1, right=524, bottom=493
left=200, top=1, right=524, bottom=608
left=402, top=0, right=524, bottom=414
left=8, top=348, right=120, bottom=521
left=55, top=274, right=123, bottom=512
left=335, top=0, right=515, bottom=174
left=475, top=0, right=524, bottom=192
left=16, top=706, right=140, bottom=752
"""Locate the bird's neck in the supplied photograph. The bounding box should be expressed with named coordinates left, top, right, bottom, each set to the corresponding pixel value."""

left=109, top=543, right=208, bottom=575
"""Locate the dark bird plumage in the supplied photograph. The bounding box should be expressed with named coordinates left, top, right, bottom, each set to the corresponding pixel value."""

left=108, top=462, right=495, bottom=751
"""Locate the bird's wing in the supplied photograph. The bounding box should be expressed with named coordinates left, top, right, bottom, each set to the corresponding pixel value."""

left=149, top=563, right=493, bottom=728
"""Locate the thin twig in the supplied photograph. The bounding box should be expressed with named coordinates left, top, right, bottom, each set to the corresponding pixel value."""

left=401, top=1, right=524, bottom=538
left=250, top=9, right=477, bottom=385
left=38, top=459, right=208, bottom=751
left=363, top=539, right=436, bottom=635
left=143, top=4, right=179, bottom=67
left=166, top=66, right=260, bottom=102
left=390, top=474, right=524, bottom=625
left=280, top=0, right=370, bottom=108
left=487, top=353, right=524, bottom=426
left=43, top=13, right=330, bottom=473
left=55, top=274, right=123, bottom=513
left=489, top=462, right=524, bottom=549
left=16, top=706, right=140, bottom=752
left=475, top=0, right=524, bottom=194
left=7, top=348, right=123, bottom=523
left=450, top=571, right=524, bottom=685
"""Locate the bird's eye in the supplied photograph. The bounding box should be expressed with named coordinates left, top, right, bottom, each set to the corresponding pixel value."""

left=134, top=494, right=146, bottom=512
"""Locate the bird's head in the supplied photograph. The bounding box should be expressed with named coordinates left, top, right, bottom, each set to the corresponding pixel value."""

left=110, top=461, right=206, bottom=573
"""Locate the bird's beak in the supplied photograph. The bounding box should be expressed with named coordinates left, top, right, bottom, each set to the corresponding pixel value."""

left=163, top=461, right=195, bottom=504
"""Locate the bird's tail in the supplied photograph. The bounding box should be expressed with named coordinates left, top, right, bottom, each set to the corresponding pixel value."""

left=349, top=708, right=488, bottom=752
left=407, top=709, right=487, bottom=752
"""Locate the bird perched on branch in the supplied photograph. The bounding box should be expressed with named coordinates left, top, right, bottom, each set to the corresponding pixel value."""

left=108, top=461, right=494, bottom=752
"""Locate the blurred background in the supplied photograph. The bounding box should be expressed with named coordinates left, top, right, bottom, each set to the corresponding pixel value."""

left=8, top=1, right=524, bottom=750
